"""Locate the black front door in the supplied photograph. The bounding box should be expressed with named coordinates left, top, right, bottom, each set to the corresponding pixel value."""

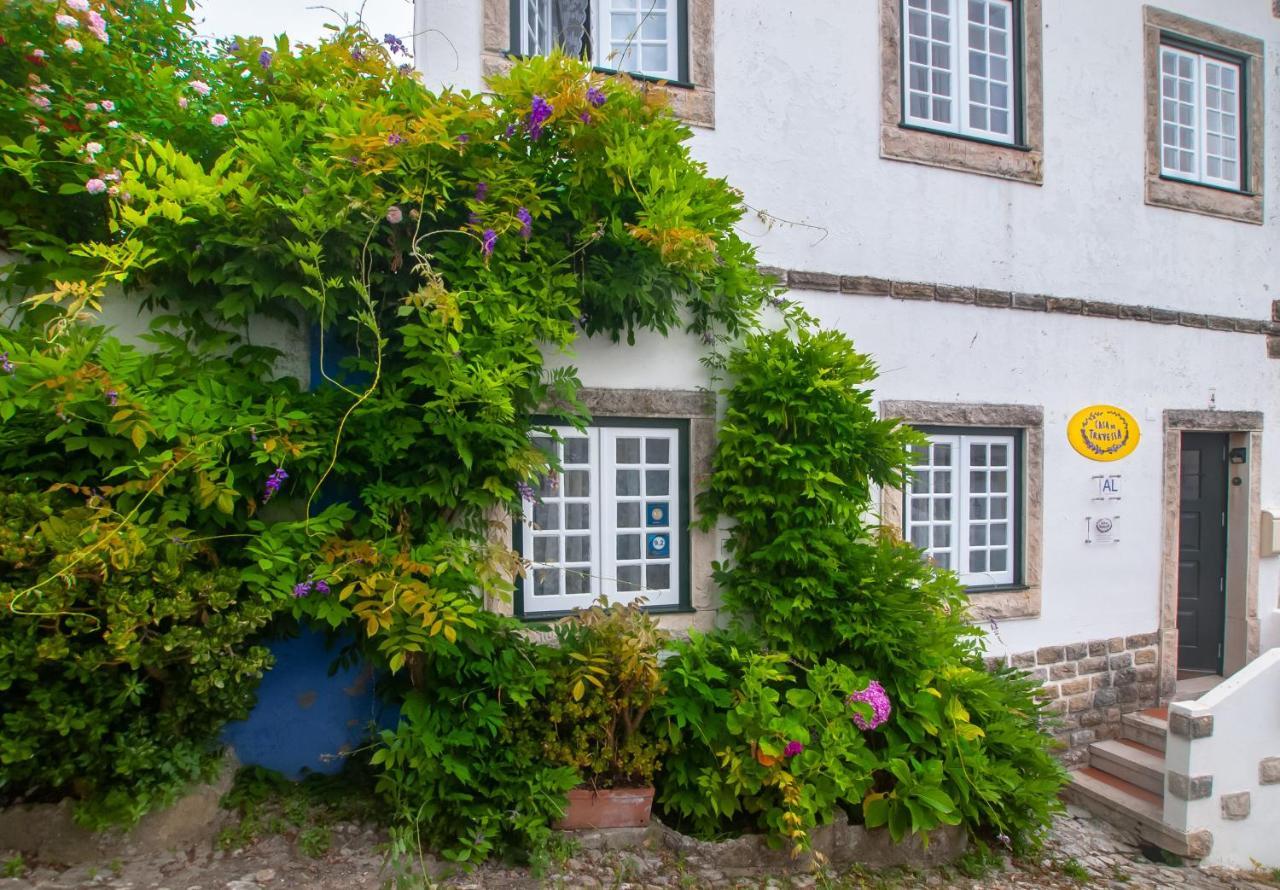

left=1177, top=433, right=1229, bottom=675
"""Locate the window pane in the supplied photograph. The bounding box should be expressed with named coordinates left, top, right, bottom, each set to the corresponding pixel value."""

left=616, top=469, right=640, bottom=496
left=641, top=12, right=666, bottom=39
left=533, top=502, right=559, bottom=531
left=934, top=526, right=950, bottom=548
left=970, top=550, right=987, bottom=573
left=566, top=503, right=590, bottom=530
left=970, top=497, right=986, bottom=519
left=566, top=568, right=592, bottom=595
left=645, top=564, right=670, bottom=590
left=564, top=437, right=589, bottom=465
left=990, top=444, right=1008, bottom=466
left=934, top=471, right=951, bottom=493
left=970, top=471, right=987, bottom=493
left=912, top=499, right=929, bottom=521
left=565, top=535, right=591, bottom=562
left=645, top=470, right=670, bottom=496
left=641, top=44, right=668, bottom=72
left=910, top=526, right=929, bottom=548
left=616, top=437, right=641, bottom=464
left=617, top=565, right=642, bottom=592
left=617, top=502, right=641, bottom=528
left=990, top=550, right=1007, bottom=572
left=933, top=443, right=951, bottom=465
left=533, top=536, right=559, bottom=563
left=646, top=438, right=670, bottom=464
left=991, top=523, right=1008, bottom=546
left=564, top=470, right=590, bottom=497
left=933, top=499, right=951, bottom=521
left=533, top=568, right=559, bottom=597
left=617, top=534, right=641, bottom=560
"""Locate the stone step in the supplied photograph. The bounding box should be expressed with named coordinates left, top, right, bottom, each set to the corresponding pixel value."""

left=1087, top=738, right=1165, bottom=796
left=1121, top=710, right=1168, bottom=752
left=1063, top=768, right=1210, bottom=860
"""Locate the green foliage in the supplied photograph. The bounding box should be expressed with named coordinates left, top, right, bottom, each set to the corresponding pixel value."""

left=679, top=326, right=1066, bottom=852
left=2, top=854, right=25, bottom=879
left=0, top=485, right=271, bottom=826
left=533, top=598, right=669, bottom=788
left=371, top=611, right=578, bottom=864
left=0, top=0, right=767, bottom=844
left=657, top=631, right=880, bottom=854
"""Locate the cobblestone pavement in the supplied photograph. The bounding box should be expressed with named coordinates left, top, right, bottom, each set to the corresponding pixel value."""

left=2, top=807, right=1276, bottom=889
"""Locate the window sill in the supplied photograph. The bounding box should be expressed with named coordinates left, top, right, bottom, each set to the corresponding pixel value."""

left=965, top=585, right=1041, bottom=621
left=881, top=123, right=1044, bottom=185
left=517, top=602, right=695, bottom=622
left=898, top=121, right=1032, bottom=153
left=1145, top=173, right=1263, bottom=225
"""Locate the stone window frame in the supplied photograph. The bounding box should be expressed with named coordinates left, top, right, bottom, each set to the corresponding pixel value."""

left=489, top=388, right=721, bottom=636
left=879, top=0, right=1045, bottom=185
left=482, top=0, right=716, bottom=128
left=1143, top=7, right=1266, bottom=225
left=880, top=401, right=1043, bottom=620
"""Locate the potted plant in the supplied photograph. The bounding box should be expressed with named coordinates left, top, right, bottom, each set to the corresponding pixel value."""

left=539, top=597, right=669, bottom=829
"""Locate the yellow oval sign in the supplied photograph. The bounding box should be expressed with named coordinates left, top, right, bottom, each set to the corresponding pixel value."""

left=1068, top=405, right=1140, bottom=462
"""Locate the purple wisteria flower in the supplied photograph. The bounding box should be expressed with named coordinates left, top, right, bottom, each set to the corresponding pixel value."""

left=262, top=466, right=288, bottom=503
left=467, top=211, right=481, bottom=226
left=516, top=481, right=536, bottom=502
left=516, top=206, right=532, bottom=240
left=105, top=389, right=118, bottom=406
left=1, top=353, right=13, bottom=375
left=229, top=40, right=241, bottom=53
left=587, top=86, right=607, bottom=108
left=504, top=122, right=517, bottom=138
left=351, top=47, right=366, bottom=62
left=456, top=133, right=469, bottom=143
left=783, top=740, right=804, bottom=758
left=383, top=33, right=407, bottom=55
left=847, top=680, right=892, bottom=731
left=527, top=95, right=553, bottom=140
left=292, top=581, right=313, bottom=598
left=386, top=132, right=405, bottom=146
left=475, top=181, right=488, bottom=201
left=579, top=111, right=592, bottom=124
left=398, top=63, right=413, bottom=75
left=314, top=580, right=331, bottom=595
left=481, top=228, right=497, bottom=257
left=258, top=49, right=272, bottom=68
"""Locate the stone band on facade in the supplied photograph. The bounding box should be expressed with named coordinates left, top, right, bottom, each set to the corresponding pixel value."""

left=986, top=632, right=1161, bottom=765
left=762, top=268, right=1280, bottom=349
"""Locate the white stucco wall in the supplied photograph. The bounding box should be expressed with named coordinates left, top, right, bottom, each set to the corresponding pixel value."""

left=416, top=1, right=1280, bottom=654
left=1164, top=648, right=1280, bottom=868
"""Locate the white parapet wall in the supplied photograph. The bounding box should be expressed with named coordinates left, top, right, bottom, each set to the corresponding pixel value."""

left=1163, top=648, right=1280, bottom=868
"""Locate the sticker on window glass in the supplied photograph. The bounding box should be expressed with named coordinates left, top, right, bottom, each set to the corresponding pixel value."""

left=646, top=503, right=668, bottom=526
left=646, top=533, right=669, bottom=558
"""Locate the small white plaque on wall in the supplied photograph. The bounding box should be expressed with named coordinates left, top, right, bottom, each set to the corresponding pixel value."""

left=1085, top=515, right=1120, bottom=544
left=1092, top=474, right=1122, bottom=500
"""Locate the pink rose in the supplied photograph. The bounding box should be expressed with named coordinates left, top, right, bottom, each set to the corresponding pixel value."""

left=189, top=80, right=211, bottom=96
left=85, top=178, right=106, bottom=194
left=67, top=0, right=90, bottom=10
left=85, top=141, right=103, bottom=155
left=386, top=206, right=403, bottom=224
left=210, top=113, right=229, bottom=127
left=55, top=14, right=78, bottom=28
left=64, top=38, right=83, bottom=53
left=100, top=99, right=114, bottom=111
left=106, top=120, right=119, bottom=128
left=84, top=101, right=99, bottom=111
left=30, top=95, right=51, bottom=110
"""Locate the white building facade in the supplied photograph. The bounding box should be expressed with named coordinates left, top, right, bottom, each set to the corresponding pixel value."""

left=413, top=0, right=1280, bottom=801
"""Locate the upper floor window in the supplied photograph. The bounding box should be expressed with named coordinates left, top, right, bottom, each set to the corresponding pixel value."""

left=518, top=422, right=687, bottom=616
left=1159, top=44, right=1243, bottom=190
left=904, top=429, right=1022, bottom=588
left=514, top=0, right=686, bottom=82
left=901, top=0, right=1020, bottom=144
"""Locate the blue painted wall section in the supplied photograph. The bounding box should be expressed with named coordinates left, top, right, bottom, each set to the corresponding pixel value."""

left=223, top=628, right=381, bottom=779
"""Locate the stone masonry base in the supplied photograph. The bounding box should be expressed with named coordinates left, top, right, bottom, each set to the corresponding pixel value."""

left=986, top=632, right=1161, bottom=766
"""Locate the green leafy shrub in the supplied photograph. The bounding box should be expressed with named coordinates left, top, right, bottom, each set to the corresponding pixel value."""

left=534, top=598, right=669, bottom=789
left=657, top=630, right=882, bottom=854
left=0, top=485, right=272, bottom=827
left=659, top=326, right=1065, bottom=852
left=371, top=610, right=578, bottom=865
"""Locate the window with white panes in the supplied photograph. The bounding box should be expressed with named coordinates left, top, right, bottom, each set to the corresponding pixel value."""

left=520, top=423, right=684, bottom=615
left=904, top=431, right=1019, bottom=587
left=514, top=0, right=685, bottom=82
left=901, top=0, right=1019, bottom=144
left=1159, top=44, right=1243, bottom=190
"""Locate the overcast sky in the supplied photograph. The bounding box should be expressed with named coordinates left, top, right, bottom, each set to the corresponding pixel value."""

left=190, top=0, right=417, bottom=48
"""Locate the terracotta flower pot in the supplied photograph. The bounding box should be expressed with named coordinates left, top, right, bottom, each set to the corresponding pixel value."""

left=556, top=786, right=655, bottom=830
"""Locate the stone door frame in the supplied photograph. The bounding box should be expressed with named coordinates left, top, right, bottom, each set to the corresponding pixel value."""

left=1159, top=410, right=1262, bottom=702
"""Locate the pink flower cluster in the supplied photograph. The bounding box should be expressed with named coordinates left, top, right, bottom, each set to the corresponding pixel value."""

left=847, top=680, right=892, bottom=731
